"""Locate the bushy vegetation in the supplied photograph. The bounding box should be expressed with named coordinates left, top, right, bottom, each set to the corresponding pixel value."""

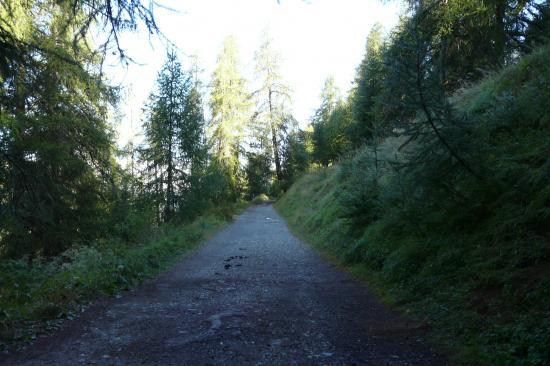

left=0, top=201, right=246, bottom=351
left=0, top=1, right=297, bottom=350
left=277, top=5, right=550, bottom=363
left=1, top=0, right=548, bottom=362
left=252, top=193, right=271, bottom=204
left=0, top=2, right=305, bottom=262
left=278, top=45, right=550, bottom=365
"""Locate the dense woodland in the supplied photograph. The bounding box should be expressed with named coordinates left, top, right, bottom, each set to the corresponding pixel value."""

left=1, top=0, right=549, bottom=364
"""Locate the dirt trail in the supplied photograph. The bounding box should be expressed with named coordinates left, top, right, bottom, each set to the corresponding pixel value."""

left=1, top=204, right=445, bottom=365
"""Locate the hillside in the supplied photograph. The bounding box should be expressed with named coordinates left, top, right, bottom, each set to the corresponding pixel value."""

left=277, top=46, right=550, bottom=365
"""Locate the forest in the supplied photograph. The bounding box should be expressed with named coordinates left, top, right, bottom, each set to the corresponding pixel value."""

left=1, top=0, right=549, bottom=365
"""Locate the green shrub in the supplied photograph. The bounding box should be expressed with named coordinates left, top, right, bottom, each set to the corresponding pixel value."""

left=252, top=193, right=271, bottom=204
left=0, top=205, right=243, bottom=351
left=277, top=47, right=550, bottom=366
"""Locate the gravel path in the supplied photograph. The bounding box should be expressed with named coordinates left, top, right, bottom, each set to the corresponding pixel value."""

left=1, top=204, right=445, bottom=365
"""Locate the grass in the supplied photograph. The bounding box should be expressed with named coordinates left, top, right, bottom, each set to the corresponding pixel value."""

left=276, top=168, right=550, bottom=365
left=276, top=47, right=550, bottom=366
left=0, top=201, right=248, bottom=352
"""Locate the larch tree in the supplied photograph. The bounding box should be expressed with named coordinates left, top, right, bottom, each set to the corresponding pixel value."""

left=177, top=61, right=209, bottom=218
left=208, top=36, right=251, bottom=199
left=0, top=1, right=118, bottom=257
left=0, top=0, right=160, bottom=258
left=141, top=52, right=205, bottom=223
left=350, top=23, right=386, bottom=146
left=311, top=76, right=341, bottom=167
left=252, top=33, right=292, bottom=181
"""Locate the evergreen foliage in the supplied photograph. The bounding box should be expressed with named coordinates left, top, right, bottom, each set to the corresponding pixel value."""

left=1, top=1, right=549, bottom=362
left=279, top=27, right=550, bottom=366
left=244, top=151, right=272, bottom=199
left=140, top=52, right=207, bottom=224
left=348, top=23, right=385, bottom=146
left=311, top=76, right=341, bottom=166
left=279, top=127, right=311, bottom=190
left=252, top=33, right=292, bottom=181
left=276, top=2, right=549, bottom=364
left=0, top=1, right=120, bottom=257
left=208, top=36, right=251, bottom=200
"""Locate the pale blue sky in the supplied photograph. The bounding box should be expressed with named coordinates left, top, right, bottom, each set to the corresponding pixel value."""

left=105, top=0, right=405, bottom=147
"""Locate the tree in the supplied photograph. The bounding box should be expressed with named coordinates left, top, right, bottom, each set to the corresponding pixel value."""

left=0, top=3, right=119, bottom=257
left=252, top=33, right=292, bottom=181
left=0, top=0, right=159, bottom=76
left=140, top=52, right=206, bottom=223
left=280, top=126, right=311, bottom=189
left=176, top=68, right=210, bottom=220
left=311, top=76, right=341, bottom=166
left=349, top=23, right=386, bottom=146
left=520, top=2, right=550, bottom=53
left=403, top=0, right=545, bottom=89
left=245, top=151, right=272, bottom=199
left=208, top=36, right=251, bottom=200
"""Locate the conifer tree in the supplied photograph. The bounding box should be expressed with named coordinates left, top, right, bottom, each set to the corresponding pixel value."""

left=141, top=52, right=206, bottom=223
left=311, top=77, right=340, bottom=166
left=209, top=36, right=251, bottom=199
left=0, top=2, right=118, bottom=257
left=252, top=33, right=292, bottom=181
left=349, top=24, right=386, bottom=146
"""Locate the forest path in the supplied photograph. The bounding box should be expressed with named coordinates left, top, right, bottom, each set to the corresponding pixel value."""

left=2, top=204, right=444, bottom=365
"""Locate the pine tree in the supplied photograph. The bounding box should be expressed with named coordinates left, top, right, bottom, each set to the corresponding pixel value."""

left=177, top=65, right=209, bottom=219
left=403, top=0, right=542, bottom=89
left=280, top=124, right=311, bottom=189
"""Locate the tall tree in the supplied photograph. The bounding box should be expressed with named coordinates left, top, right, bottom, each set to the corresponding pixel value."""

left=0, top=0, right=159, bottom=74
left=141, top=52, right=205, bottom=223
left=280, top=123, right=311, bottom=189
left=311, top=76, right=341, bottom=166
left=252, top=33, right=292, bottom=181
left=349, top=23, right=386, bottom=146
left=177, top=64, right=209, bottom=219
left=0, top=0, right=162, bottom=259
left=0, top=1, right=119, bottom=257
left=209, top=36, right=251, bottom=199
left=404, top=0, right=544, bottom=89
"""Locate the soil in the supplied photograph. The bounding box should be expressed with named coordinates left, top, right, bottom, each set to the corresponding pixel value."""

left=1, top=204, right=446, bottom=365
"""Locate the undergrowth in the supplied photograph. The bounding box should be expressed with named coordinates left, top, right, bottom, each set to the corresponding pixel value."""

left=0, top=201, right=248, bottom=352
left=276, top=47, right=549, bottom=365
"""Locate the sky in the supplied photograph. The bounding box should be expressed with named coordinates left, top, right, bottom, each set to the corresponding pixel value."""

left=105, top=0, right=405, bottom=147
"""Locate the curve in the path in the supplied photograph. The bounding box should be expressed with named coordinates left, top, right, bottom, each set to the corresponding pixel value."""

left=1, top=204, right=445, bottom=366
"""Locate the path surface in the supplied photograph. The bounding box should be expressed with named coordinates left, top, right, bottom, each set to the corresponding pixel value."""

left=2, top=204, right=445, bottom=365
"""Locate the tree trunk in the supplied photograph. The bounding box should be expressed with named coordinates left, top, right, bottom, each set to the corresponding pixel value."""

left=165, top=77, right=175, bottom=221
left=166, top=109, right=174, bottom=221
left=156, top=167, right=162, bottom=226
left=269, top=89, right=283, bottom=180
left=494, top=0, right=507, bottom=65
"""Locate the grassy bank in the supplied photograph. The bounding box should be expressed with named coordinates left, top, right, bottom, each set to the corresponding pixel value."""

left=277, top=47, right=549, bottom=366
left=0, top=202, right=248, bottom=352
left=276, top=167, right=549, bottom=365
